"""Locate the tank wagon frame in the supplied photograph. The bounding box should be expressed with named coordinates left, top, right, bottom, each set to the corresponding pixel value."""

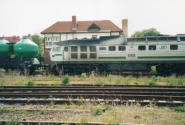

left=50, top=35, right=185, bottom=75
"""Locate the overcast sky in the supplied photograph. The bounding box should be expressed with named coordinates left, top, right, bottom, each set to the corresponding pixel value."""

left=0, top=0, right=185, bottom=37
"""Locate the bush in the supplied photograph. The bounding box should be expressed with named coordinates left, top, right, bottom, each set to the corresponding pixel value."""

left=151, top=66, right=157, bottom=73
left=148, top=81, right=156, bottom=86
left=91, top=108, right=103, bottom=116
left=81, top=73, right=87, bottom=79
left=174, top=105, right=185, bottom=112
left=27, top=81, right=34, bottom=87
left=62, top=75, right=70, bottom=85
left=40, top=110, right=49, bottom=115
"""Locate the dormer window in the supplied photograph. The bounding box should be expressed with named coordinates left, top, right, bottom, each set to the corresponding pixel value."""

left=88, top=23, right=100, bottom=32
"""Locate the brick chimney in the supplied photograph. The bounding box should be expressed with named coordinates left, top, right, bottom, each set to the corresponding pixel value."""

left=72, top=16, right=77, bottom=31
left=122, top=19, right=128, bottom=38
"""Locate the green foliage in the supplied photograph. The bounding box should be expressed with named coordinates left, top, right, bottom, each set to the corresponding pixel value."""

left=151, top=66, right=157, bottom=73
left=91, top=107, right=103, bottom=116
left=0, top=109, right=15, bottom=113
left=62, top=75, right=70, bottom=85
left=27, top=81, right=34, bottom=87
left=178, top=121, right=185, bottom=125
left=29, top=34, right=44, bottom=64
left=174, top=105, right=185, bottom=112
left=148, top=76, right=158, bottom=86
left=81, top=73, right=87, bottom=79
left=7, top=118, right=22, bottom=125
left=148, top=81, right=156, bottom=86
left=131, top=28, right=161, bottom=37
left=151, top=76, right=158, bottom=82
left=49, top=101, right=55, bottom=106
left=40, top=110, right=49, bottom=115
left=177, top=78, right=184, bottom=86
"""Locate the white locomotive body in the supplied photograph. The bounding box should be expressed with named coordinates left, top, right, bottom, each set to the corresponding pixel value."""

left=49, top=35, right=185, bottom=74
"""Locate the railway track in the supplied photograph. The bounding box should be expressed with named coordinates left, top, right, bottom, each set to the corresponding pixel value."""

left=0, top=85, right=185, bottom=106
left=0, top=120, right=140, bottom=125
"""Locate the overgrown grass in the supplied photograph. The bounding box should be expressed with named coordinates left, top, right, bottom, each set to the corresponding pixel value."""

left=0, top=71, right=185, bottom=86
left=0, top=104, right=184, bottom=125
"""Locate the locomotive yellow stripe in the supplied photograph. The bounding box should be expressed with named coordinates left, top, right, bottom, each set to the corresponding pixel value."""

left=138, top=56, right=185, bottom=59
left=99, top=57, right=126, bottom=59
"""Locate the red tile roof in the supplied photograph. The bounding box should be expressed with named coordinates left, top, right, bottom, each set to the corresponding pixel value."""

left=3, top=36, right=21, bottom=43
left=41, top=20, right=122, bottom=34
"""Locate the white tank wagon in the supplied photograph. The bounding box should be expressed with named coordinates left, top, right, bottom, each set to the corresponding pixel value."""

left=49, top=35, right=185, bottom=75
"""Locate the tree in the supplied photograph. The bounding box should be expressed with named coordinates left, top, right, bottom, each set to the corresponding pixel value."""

left=131, top=28, right=161, bottom=37
left=29, top=34, right=44, bottom=64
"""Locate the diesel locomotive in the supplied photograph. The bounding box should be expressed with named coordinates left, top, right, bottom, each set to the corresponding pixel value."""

left=49, top=35, right=185, bottom=75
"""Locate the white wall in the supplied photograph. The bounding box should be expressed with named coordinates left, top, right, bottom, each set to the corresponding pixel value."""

left=44, top=31, right=120, bottom=48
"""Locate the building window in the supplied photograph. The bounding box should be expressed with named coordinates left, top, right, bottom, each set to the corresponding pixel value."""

left=80, top=46, right=87, bottom=52
left=90, top=46, right=96, bottom=52
left=49, top=42, right=52, bottom=46
left=80, top=53, right=87, bottom=59
left=138, top=45, right=146, bottom=51
left=71, top=46, right=78, bottom=52
left=119, top=46, right=126, bottom=51
left=99, top=47, right=106, bottom=51
left=170, top=45, right=178, bottom=50
left=109, top=46, right=116, bottom=51
left=45, top=42, right=48, bottom=46
left=149, top=45, right=156, bottom=50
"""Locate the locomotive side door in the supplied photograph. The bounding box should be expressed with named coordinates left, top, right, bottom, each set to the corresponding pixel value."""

left=127, top=45, right=137, bottom=60
left=63, top=46, right=69, bottom=61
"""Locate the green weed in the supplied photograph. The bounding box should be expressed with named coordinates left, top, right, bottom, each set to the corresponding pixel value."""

left=27, top=81, right=34, bottom=87
left=91, top=107, right=103, bottom=116
left=174, top=105, right=185, bottom=112
left=62, top=75, right=70, bottom=85
left=81, top=73, right=87, bottom=80
left=40, top=110, right=49, bottom=115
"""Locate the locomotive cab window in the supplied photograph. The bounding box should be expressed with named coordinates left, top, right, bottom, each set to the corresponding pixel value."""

left=71, top=53, right=78, bottom=59
left=119, top=46, right=126, bottom=51
left=138, top=45, right=146, bottom=51
left=90, top=46, right=96, bottom=52
left=99, top=47, right=106, bottom=51
left=53, top=47, right=61, bottom=52
left=64, top=47, right=68, bottom=52
left=170, top=45, right=178, bottom=50
left=80, top=46, right=87, bottom=52
left=109, top=46, right=116, bottom=51
left=90, top=53, right=97, bottom=59
left=71, top=46, right=78, bottom=52
left=80, top=53, right=87, bottom=59
left=149, top=45, right=156, bottom=50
